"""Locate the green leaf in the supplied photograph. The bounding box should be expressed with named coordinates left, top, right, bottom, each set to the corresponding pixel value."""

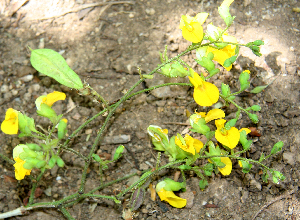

left=142, top=75, right=154, bottom=79
left=262, top=171, right=269, bottom=183
left=199, top=179, right=208, bottom=190
left=270, top=141, right=284, bottom=155
left=239, top=160, right=252, bottom=173
left=56, top=156, right=65, bottom=167
left=30, top=48, right=83, bottom=89
left=272, top=175, right=279, bottom=184
left=253, top=40, right=264, bottom=46
left=259, top=153, right=265, bottom=162
left=223, top=55, right=237, bottom=68
left=225, top=119, right=237, bottom=130
left=178, top=165, right=192, bottom=170
left=250, top=85, right=268, bottom=94
left=92, top=154, right=102, bottom=162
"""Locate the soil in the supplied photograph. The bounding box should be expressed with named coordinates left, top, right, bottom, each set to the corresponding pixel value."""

left=0, top=0, right=300, bottom=219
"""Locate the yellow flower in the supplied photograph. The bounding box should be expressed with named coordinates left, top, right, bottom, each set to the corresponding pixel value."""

left=221, top=0, right=234, bottom=7
left=207, top=34, right=237, bottom=71
left=42, top=91, right=66, bottom=107
left=13, top=157, right=31, bottom=180
left=179, top=13, right=209, bottom=43
left=35, top=91, right=66, bottom=110
left=157, top=188, right=187, bottom=208
left=195, top=109, right=225, bottom=123
left=1, top=108, right=19, bottom=134
left=218, top=157, right=232, bottom=175
left=175, top=134, right=203, bottom=155
left=188, top=70, right=219, bottom=106
left=215, top=119, right=240, bottom=149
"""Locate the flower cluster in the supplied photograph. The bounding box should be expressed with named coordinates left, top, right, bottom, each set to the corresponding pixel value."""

left=1, top=91, right=68, bottom=180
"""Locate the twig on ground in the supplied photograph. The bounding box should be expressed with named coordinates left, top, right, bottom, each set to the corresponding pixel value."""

left=32, top=1, right=134, bottom=20
left=251, top=189, right=296, bottom=220
left=163, top=122, right=190, bottom=126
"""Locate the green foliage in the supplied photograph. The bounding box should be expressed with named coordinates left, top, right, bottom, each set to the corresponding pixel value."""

left=30, top=48, right=83, bottom=89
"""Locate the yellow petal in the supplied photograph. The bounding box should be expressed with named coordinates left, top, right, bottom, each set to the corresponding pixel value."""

left=192, top=138, right=204, bottom=153
left=222, top=34, right=237, bottom=43
left=238, top=160, right=243, bottom=168
left=239, top=128, right=251, bottom=134
left=215, top=127, right=240, bottom=149
left=188, top=70, right=203, bottom=88
left=193, top=81, right=219, bottom=107
left=175, top=135, right=195, bottom=155
left=157, top=189, right=187, bottom=208
left=205, top=109, right=225, bottom=123
left=218, top=157, right=232, bottom=175
left=194, top=12, right=209, bottom=25
left=221, top=0, right=234, bottom=7
left=206, top=34, right=237, bottom=71
left=215, top=119, right=226, bottom=130
left=1, top=108, right=18, bottom=134
left=13, top=157, right=31, bottom=180
left=43, top=91, right=66, bottom=107
left=196, top=112, right=206, bottom=118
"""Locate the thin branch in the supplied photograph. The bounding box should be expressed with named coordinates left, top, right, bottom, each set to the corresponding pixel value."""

left=251, top=189, right=296, bottom=220
left=31, top=1, right=134, bottom=20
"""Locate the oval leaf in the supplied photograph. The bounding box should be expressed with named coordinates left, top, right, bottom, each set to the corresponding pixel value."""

left=30, top=49, right=83, bottom=89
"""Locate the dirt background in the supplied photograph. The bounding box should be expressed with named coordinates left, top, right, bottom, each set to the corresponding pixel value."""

left=0, top=0, right=300, bottom=219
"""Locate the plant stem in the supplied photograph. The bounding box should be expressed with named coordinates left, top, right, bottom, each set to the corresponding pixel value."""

left=28, top=169, right=46, bottom=205
left=116, top=159, right=186, bottom=199
left=59, top=207, right=76, bottom=220
left=0, top=153, right=14, bottom=165
left=59, top=145, right=87, bottom=161
left=220, top=94, right=250, bottom=114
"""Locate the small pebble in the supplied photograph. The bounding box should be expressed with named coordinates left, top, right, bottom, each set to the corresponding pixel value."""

left=145, top=8, right=155, bottom=15
left=20, top=75, right=33, bottom=82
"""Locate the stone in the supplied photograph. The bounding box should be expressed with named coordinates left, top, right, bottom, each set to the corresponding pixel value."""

left=283, top=152, right=295, bottom=165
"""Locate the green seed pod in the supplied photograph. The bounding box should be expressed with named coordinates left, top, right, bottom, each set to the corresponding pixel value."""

left=251, top=105, right=261, bottom=111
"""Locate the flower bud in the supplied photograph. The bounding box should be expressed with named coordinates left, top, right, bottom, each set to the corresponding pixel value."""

left=23, top=158, right=40, bottom=170
left=13, top=144, right=29, bottom=159
left=239, top=70, right=250, bottom=91
left=113, top=145, right=125, bottom=161
left=273, top=170, right=285, bottom=181
left=35, top=161, right=46, bottom=169
left=18, top=112, right=31, bottom=135
left=19, top=152, right=29, bottom=161
left=248, top=113, right=259, bottom=123
left=221, top=83, right=230, bottom=97
left=251, top=105, right=261, bottom=111
left=58, top=118, right=68, bottom=139
left=27, top=143, right=42, bottom=151
left=23, top=148, right=38, bottom=158
left=189, top=115, right=211, bottom=136
left=37, top=103, right=57, bottom=121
